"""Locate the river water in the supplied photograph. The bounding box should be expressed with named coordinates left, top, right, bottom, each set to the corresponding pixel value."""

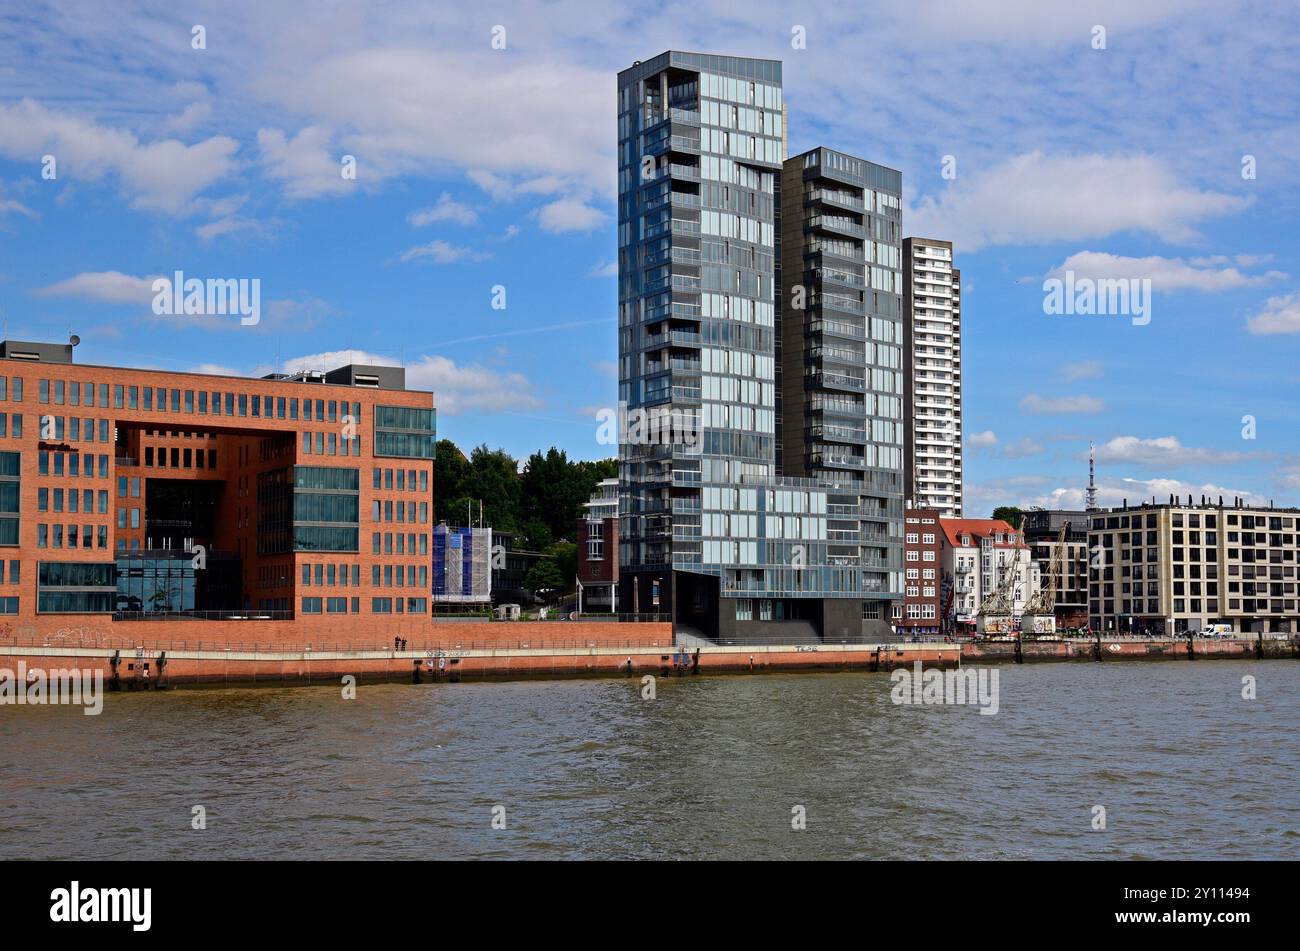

left=2, top=660, right=1297, bottom=860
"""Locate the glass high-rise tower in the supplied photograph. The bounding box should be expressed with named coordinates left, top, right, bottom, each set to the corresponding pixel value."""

left=616, top=52, right=902, bottom=640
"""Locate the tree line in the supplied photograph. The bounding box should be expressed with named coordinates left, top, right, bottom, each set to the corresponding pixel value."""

left=435, top=438, right=616, bottom=581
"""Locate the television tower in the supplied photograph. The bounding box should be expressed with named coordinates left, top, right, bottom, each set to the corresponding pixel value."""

left=1086, top=441, right=1099, bottom=511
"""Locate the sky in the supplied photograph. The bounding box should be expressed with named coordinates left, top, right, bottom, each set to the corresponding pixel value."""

left=0, top=0, right=1298, bottom=513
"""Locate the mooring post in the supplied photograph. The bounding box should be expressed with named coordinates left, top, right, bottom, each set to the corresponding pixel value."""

left=109, top=650, right=121, bottom=691
left=1256, top=632, right=1264, bottom=660
left=1186, top=631, right=1196, bottom=660
left=412, top=659, right=421, bottom=684
left=1014, top=634, right=1024, bottom=665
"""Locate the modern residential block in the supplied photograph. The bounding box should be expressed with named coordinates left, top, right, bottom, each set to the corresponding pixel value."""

left=903, top=237, right=962, bottom=517
left=1087, top=498, right=1300, bottom=635
left=615, top=52, right=903, bottom=640
left=779, top=147, right=906, bottom=631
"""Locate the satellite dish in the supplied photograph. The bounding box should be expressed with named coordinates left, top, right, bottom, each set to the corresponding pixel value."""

left=69, top=334, right=80, bottom=346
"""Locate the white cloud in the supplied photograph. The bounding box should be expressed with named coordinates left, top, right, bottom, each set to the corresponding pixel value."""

left=190, top=362, right=243, bottom=377
left=0, top=99, right=237, bottom=213
left=167, top=101, right=211, bottom=134
left=970, top=476, right=1269, bottom=512
left=587, top=260, right=617, bottom=278
left=257, top=126, right=355, bottom=200
left=908, top=153, right=1250, bottom=252
left=536, top=198, right=606, bottom=233
left=968, top=430, right=998, bottom=448
left=1245, top=293, right=1300, bottom=335
left=398, top=240, right=490, bottom=264
left=281, top=348, right=540, bottom=414
left=34, top=270, right=157, bottom=304
left=1060, top=360, right=1102, bottom=382
left=1019, top=393, right=1105, bottom=414
left=407, top=192, right=478, bottom=227
left=1047, top=251, right=1285, bottom=292
left=1003, top=437, right=1044, bottom=459
left=1093, top=435, right=1259, bottom=467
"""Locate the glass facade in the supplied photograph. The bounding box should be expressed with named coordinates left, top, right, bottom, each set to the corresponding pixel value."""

left=617, top=52, right=904, bottom=629
left=374, top=406, right=436, bottom=459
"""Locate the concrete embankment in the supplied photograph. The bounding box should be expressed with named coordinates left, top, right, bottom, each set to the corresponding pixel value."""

left=0, top=639, right=958, bottom=689
left=961, top=636, right=1300, bottom=664
left=4, top=628, right=1294, bottom=690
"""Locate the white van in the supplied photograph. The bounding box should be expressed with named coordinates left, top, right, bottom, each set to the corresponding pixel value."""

left=1199, top=623, right=1233, bottom=638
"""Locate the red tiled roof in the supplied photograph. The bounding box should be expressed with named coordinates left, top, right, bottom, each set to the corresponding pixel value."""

left=939, top=518, right=1025, bottom=548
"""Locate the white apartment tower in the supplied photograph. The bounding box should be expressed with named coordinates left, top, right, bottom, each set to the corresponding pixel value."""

left=903, top=237, right=963, bottom=517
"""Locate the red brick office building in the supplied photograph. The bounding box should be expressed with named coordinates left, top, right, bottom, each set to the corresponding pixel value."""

left=0, top=339, right=437, bottom=638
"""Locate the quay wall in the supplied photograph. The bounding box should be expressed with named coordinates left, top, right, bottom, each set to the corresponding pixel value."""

left=0, top=637, right=957, bottom=688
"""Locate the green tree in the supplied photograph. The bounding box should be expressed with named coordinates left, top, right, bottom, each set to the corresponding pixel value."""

left=524, top=559, right=565, bottom=601
left=545, top=540, right=578, bottom=584
left=519, top=517, right=554, bottom=552
left=992, top=506, right=1024, bottom=529
left=466, top=444, right=521, bottom=532
left=434, top=439, right=470, bottom=520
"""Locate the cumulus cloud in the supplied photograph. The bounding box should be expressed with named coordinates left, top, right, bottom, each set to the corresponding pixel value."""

left=1002, top=437, right=1045, bottom=459
left=536, top=198, right=606, bottom=233
left=281, top=349, right=540, bottom=415
left=1245, top=293, right=1300, bottom=335
left=967, top=430, right=998, bottom=448
left=1019, top=393, right=1105, bottom=414
left=1060, top=360, right=1102, bottom=381
left=908, top=153, right=1250, bottom=252
left=407, top=192, right=478, bottom=227
left=0, top=99, right=237, bottom=213
left=257, top=126, right=353, bottom=200
left=398, top=240, right=491, bottom=264
left=1046, top=251, right=1286, bottom=292
left=969, top=476, right=1270, bottom=512
left=1092, top=435, right=1260, bottom=467
left=34, top=270, right=157, bottom=304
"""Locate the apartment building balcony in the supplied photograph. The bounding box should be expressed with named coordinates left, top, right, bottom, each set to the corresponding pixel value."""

left=808, top=398, right=865, bottom=420
left=810, top=215, right=866, bottom=239
left=816, top=265, right=865, bottom=289
left=811, top=448, right=865, bottom=470
left=808, top=188, right=865, bottom=211
left=811, top=369, right=867, bottom=393
left=810, top=422, right=867, bottom=444
left=816, top=293, right=866, bottom=317
left=807, top=317, right=865, bottom=341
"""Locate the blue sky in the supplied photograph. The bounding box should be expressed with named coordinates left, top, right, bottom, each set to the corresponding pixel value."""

left=1, top=0, right=1298, bottom=512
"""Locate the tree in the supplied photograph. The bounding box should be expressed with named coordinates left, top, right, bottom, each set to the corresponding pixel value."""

left=524, top=559, right=565, bottom=601
left=992, top=506, right=1024, bottom=529
left=434, top=439, right=470, bottom=520
left=519, top=517, right=554, bottom=552
left=545, top=540, right=578, bottom=584
left=467, top=445, right=521, bottom=532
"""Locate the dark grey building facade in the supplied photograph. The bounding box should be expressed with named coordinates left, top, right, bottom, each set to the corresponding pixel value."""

left=616, top=52, right=903, bottom=641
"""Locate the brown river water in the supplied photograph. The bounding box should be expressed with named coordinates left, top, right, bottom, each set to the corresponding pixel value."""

left=1, top=660, right=1297, bottom=859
